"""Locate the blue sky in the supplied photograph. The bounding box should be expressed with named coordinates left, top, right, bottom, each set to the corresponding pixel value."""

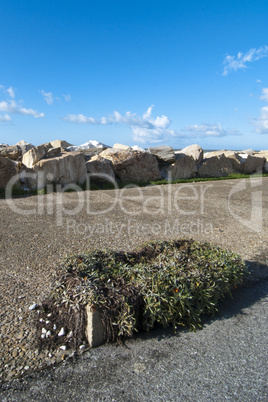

left=1, top=0, right=268, bottom=150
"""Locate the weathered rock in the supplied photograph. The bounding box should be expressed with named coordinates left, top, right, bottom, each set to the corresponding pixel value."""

left=163, top=154, right=198, bottom=180
left=0, top=157, right=18, bottom=188
left=86, top=155, right=115, bottom=182
left=113, top=143, right=131, bottom=151
left=79, top=148, right=106, bottom=162
left=49, top=140, right=73, bottom=149
left=238, top=154, right=265, bottom=174
left=162, top=144, right=203, bottom=180
left=15, top=140, right=34, bottom=155
left=204, top=150, right=244, bottom=173
left=32, top=152, right=87, bottom=189
left=178, top=144, right=203, bottom=164
left=222, top=151, right=244, bottom=172
left=46, top=147, right=62, bottom=158
left=100, top=148, right=160, bottom=182
left=256, top=151, right=268, bottom=173
left=0, top=145, right=22, bottom=160
left=198, top=154, right=234, bottom=177
left=85, top=305, right=106, bottom=348
left=148, top=146, right=175, bottom=164
left=67, top=140, right=109, bottom=152
left=22, top=144, right=51, bottom=169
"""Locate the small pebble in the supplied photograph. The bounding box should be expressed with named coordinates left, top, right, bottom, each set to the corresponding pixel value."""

left=29, top=303, right=37, bottom=311
left=79, top=345, right=85, bottom=350
left=58, top=327, right=65, bottom=336
left=46, top=330, right=51, bottom=337
left=59, top=345, right=67, bottom=351
left=53, top=324, right=57, bottom=330
left=41, top=328, right=47, bottom=334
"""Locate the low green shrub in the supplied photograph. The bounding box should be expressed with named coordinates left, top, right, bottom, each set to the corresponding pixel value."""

left=44, top=239, right=247, bottom=347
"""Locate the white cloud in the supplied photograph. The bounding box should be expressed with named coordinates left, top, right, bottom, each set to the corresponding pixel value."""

left=182, top=123, right=241, bottom=137
left=0, top=113, right=11, bottom=122
left=41, top=90, right=53, bottom=105
left=63, top=93, right=71, bottom=102
left=64, top=106, right=240, bottom=143
left=19, top=107, right=44, bottom=118
left=7, top=87, right=15, bottom=98
left=64, top=105, right=173, bottom=143
left=260, top=87, right=268, bottom=102
left=253, top=87, right=268, bottom=133
left=65, top=114, right=98, bottom=124
left=255, top=106, right=268, bottom=133
left=223, top=45, right=268, bottom=76
left=64, top=105, right=171, bottom=129
left=0, top=100, right=17, bottom=113
left=254, top=88, right=268, bottom=133
left=0, top=96, right=44, bottom=119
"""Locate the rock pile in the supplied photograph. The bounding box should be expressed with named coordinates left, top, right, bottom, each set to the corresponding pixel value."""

left=0, top=140, right=267, bottom=190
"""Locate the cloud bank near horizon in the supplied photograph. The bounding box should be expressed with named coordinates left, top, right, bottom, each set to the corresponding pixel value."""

left=64, top=106, right=239, bottom=144
left=223, top=45, right=268, bottom=75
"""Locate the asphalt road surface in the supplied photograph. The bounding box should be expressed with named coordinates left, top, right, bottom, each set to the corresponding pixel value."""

left=1, top=278, right=268, bottom=401
left=1, top=178, right=267, bottom=400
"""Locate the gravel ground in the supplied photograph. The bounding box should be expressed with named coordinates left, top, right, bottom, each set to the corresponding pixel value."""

left=1, top=279, right=267, bottom=401
left=0, top=177, right=267, bottom=396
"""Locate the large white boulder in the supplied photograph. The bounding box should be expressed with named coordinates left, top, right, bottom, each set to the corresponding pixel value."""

left=99, top=148, right=160, bottom=182
left=67, top=140, right=109, bottom=152
left=22, top=144, right=51, bottom=168
left=179, top=144, right=203, bottom=164
left=131, top=145, right=146, bottom=152
left=32, top=152, right=87, bottom=188
left=113, top=143, right=131, bottom=151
